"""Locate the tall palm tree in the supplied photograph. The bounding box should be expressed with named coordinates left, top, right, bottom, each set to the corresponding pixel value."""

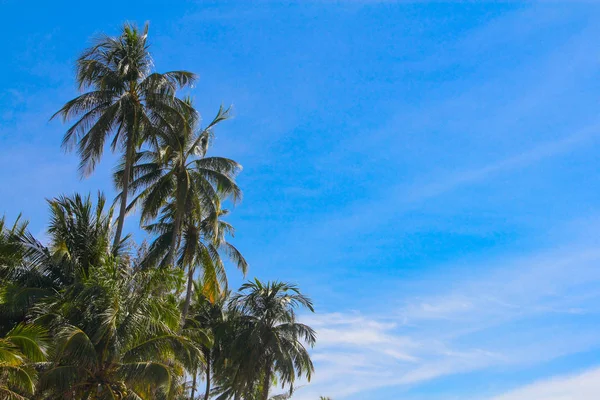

left=185, top=283, right=240, bottom=400
left=229, top=280, right=316, bottom=400
left=116, top=102, right=242, bottom=270
left=117, top=101, right=245, bottom=320
left=53, top=22, right=196, bottom=249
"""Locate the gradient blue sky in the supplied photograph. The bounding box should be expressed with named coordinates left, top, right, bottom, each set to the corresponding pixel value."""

left=3, top=1, right=600, bottom=399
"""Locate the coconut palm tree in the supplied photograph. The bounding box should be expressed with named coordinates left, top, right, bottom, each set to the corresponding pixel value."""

left=116, top=101, right=245, bottom=320
left=0, top=323, right=48, bottom=399
left=0, top=193, right=203, bottom=399
left=35, top=263, right=202, bottom=399
left=229, top=280, right=316, bottom=400
left=0, top=194, right=124, bottom=335
left=46, top=193, right=127, bottom=282
left=30, top=210, right=204, bottom=399
left=184, top=283, right=244, bottom=400
left=52, top=22, right=196, bottom=249
left=115, top=101, right=242, bottom=270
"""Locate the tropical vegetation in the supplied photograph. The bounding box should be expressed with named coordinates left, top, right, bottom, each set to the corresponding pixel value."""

left=0, top=23, right=326, bottom=400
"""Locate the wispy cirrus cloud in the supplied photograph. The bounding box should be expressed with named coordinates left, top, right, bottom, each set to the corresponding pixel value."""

left=291, top=232, right=600, bottom=399
left=489, top=367, right=600, bottom=400
left=399, top=122, right=600, bottom=205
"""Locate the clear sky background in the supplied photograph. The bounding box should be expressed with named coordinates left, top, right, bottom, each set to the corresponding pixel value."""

left=2, top=1, right=600, bottom=399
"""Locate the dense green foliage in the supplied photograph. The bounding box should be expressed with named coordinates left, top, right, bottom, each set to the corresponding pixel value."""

left=0, top=23, right=321, bottom=400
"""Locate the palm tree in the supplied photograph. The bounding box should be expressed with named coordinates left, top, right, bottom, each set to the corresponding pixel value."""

left=116, top=101, right=245, bottom=320
left=0, top=323, right=48, bottom=399
left=0, top=194, right=123, bottom=335
left=46, top=193, right=127, bottom=282
left=184, top=283, right=229, bottom=400
left=116, top=101, right=242, bottom=270
left=35, top=264, right=202, bottom=399
left=229, top=280, right=316, bottom=400
left=53, top=22, right=196, bottom=249
left=28, top=195, right=205, bottom=399
left=1, top=193, right=207, bottom=399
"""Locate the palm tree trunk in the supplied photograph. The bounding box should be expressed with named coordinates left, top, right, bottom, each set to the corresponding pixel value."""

left=166, top=207, right=183, bottom=268
left=190, top=367, right=197, bottom=400
left=182, top=264, right=195, bottom=320
left=113, top=134, right=134, bottom=250
left=203, top=350, right=211, bottom=400
left=261, top=364, right=272, bottom=400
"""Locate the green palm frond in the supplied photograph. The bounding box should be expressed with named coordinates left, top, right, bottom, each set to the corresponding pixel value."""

left=3, top=324, right=49, bottom=363
left=54, top=325, right=97, bottom=368
left=0, top=324, right=47, bottom=398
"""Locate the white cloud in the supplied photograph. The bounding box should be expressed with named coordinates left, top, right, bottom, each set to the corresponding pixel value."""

left=490, top=367, right=600, bottom=400
left=291, top=240, right=600, bottom=399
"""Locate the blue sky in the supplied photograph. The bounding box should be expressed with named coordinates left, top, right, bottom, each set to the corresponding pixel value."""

left=3, top=1, right=600, bottom=398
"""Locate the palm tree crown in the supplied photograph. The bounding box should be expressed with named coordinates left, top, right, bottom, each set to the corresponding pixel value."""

left=229, top=280, right=316, bottom=400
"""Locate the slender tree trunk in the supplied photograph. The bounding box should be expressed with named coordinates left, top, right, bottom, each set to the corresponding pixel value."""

left=261, top=364, right=272, bottom=400
left=182, top=264, right=196, bottom=320
left=113, top=134, right=134, bottom=250
left=190, top=367, right=197, bottom=400
left=167, top=171, right=186, bottom=268
left=166, top=206, right=183, bottom=268
left=203, top=350, right=211, bottom=400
